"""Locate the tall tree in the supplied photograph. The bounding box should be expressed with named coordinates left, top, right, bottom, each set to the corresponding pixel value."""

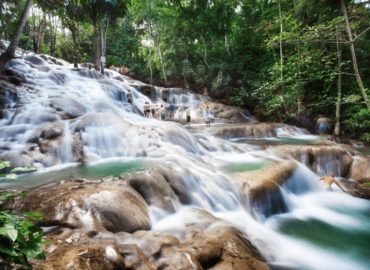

left=0, top=0, right=33, bottom=70
left=340, top=0, right=370, bottom=109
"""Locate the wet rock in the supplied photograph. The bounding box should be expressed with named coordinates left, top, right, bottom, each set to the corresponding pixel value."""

left=209, top=102, right=250, bottom=123
left=0, top=124, right=30, bottom=139
left=348, top=156, right=370, bottom=182
left=23, top=55, right=50, bottom=72
left=0, top=80, right=18, bottom=118
left=27, top=121, right=65, bottom=143
left=214, top=123, right=279, bottom=139
left=76, top=69, right=104, bottom=80
left=74, top=112, right=129, bottom=132
left=24, top=55, right=47, bottom=66
left=0, top=151, right=33, bottom=167
left=48, top=71, right=67, bottom=85
left=340, top=178, right=370, bottom=199
left=184, top=226, right=269, bottom=270
left=133, top=84, right=157, bottom=99
left=156, top=166, right=192, bottom=205
left=32, top=244, right=121, bottom=270
left=116, top=244, right=156, bottom=269
left=232, top=161, right=296, bottom=205
left=50, top=97, right=87, bottom=119
left=11, top=108, right=60, bottom=125
left=11, top=180, right=151, bottom=233
left=127, top=169, right=179, bottom=212
left=271, top=145, right=354, bottom=177
left=72, top=133, right=85, bottom=163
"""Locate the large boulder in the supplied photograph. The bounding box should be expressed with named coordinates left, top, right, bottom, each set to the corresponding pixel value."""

left=127, top=168, right=181, bottom=212
left=348, top=155, right=370, bottom=182
left=212, top=123, right=310, bottom=139
left=26, top=121, right=65, bottom=143
left=208, top=102, right=250, bottom=123
left=50, top=97, right=87, bottom=119
left=270, top=145, right=354, bottom=177
left=33, top=244, right=122, bottom=270
left=11, top=179, right=151, bottom=233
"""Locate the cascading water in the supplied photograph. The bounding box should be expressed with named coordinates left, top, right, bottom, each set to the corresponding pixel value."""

left=1, top=52, right=369, bottom=270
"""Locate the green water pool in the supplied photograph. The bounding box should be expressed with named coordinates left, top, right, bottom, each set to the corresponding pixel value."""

left=0, top=159, right=148, bottom=189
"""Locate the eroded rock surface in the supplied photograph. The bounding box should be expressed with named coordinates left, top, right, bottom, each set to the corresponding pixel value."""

left=11, top=179, right=151, bottom=233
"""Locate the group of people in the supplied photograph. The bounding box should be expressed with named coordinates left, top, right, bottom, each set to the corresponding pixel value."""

left=125, top=90, right=213, bottom=127
left=143, top=102, right=166, bottom=119
left=142, top=101, right=192, bottom=125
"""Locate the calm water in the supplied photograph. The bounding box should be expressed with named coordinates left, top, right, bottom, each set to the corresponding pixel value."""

left=0, top=158, right=148, bottom=189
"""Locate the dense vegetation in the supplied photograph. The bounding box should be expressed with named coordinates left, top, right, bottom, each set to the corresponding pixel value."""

left=1, top=0, right=370, bottom=140
left=0, top=162, right=45, bottom=269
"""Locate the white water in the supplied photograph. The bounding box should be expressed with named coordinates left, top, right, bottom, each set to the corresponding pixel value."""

left=1, top=53, right=369, bottom=269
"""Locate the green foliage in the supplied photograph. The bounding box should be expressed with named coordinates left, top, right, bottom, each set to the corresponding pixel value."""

left=0, top=161, right=36, bottom=182
left=0, top=192, right=45, bottom=269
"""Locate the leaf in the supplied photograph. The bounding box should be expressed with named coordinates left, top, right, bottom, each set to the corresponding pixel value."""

left=0, top=223, right=18, bottom=242
left=24, top=211, right=43, bottom=221
left=0, top=161, right=11, bottom=170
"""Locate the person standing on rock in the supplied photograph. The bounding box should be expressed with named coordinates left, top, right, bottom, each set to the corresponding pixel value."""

left=151, top=103, right=156, bottom=118
left=316, top=117, right=331, bottom=135
left=126, top=89, right=133, bottom=104
left=144, top=102, right=150, bottom=118
left=186, top=109, right=191, bottom=126
left=203, top=101, right=211, bottom=127
left=155, top=104, right=160, bottom=119
left=160, top=104, right=166, bottom=120
left=168, top=99, right=175, bottom=119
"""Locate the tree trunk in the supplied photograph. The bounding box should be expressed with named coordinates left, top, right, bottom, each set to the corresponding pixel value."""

left=334, top=28, right=342, bottom=136
left=93, top=23, right=101, bottom=71
left=35, top=13, right=47, bottom=54
left=278, top=0, right=284, bottom=86
left=0, top=0, right=33, bottom=69
left=201, top=36, right=211, bottom=71
left=157, top=45, right=167, bottom=85
left=148, top=47, right=153, bottom=84
left=340, top=0, right=370, bottom=109
left=71, top=24, right=80, bottom=68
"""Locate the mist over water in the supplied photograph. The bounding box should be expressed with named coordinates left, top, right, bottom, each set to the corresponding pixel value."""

left=1, top=53, right=369, bottom=270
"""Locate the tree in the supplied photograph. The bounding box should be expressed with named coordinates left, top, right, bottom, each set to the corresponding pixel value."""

left=0, top=0, right=33, bottom=70
left=340, top=0, right=370, bottom=109
left=82, top=0, right=127, bottom=73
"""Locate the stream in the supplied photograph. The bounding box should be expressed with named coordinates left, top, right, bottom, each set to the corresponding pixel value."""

left=0, top=52, right=369, bottom=270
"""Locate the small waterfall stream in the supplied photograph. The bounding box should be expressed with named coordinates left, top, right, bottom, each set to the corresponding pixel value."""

left=1, top=53, right=369, bottom=270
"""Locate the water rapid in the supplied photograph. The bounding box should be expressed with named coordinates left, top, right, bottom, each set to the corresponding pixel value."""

left=1, top=52, right=369, bottom=270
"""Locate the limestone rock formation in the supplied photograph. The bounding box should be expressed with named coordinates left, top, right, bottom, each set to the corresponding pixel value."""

left=11, top=179, right=151, bottom=233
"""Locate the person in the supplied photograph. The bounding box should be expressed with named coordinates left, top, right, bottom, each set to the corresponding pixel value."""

left=151, top=103, right=156, bottom=118
left=316, top=117, right=331, bottom=135
left=144, top=102, right=150, bottom=118
left=160, top=104, right=166, bottom=120
left=320, top=175, right=345, bottom=192
left=162, top=89, right=169, bottom=103
left=126, top=89, right=133, bottom=104
left=155, top=104, right=160, bottom=119
left=203, top=101, right=211, bottom=127
left=168, top=99, right=175, bottom=118
left=205, top=111, right=211, bottom=127
left=186, top=109, right=191, bottom=126
left=203, top=101, right=209, bottom=111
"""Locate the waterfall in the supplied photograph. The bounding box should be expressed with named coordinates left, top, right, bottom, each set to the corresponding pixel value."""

left=1, top=52, right=369, bottom=270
